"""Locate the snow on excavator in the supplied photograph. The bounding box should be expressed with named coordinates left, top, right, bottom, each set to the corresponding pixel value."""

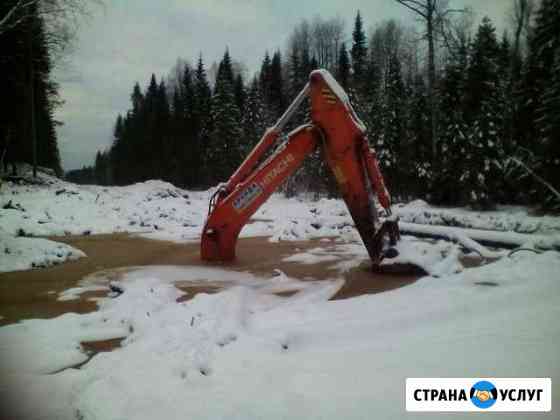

left=201, top=69, right=400, bottom=269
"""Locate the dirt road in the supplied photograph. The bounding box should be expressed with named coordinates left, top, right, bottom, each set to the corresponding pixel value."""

left=0, top=235, right=417, bottom=326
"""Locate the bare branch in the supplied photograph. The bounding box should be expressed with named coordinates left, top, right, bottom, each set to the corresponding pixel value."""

left=510, top=157, right=560, bottom=203
left=0, top=0, right=24, bottom=30
left=509, top=0, right=535, bottom=59
left=400, top=0, right=429, bottom=11
left=395, top=0, right=428, bottom=19
left=0, top=0, right=39, bottom=35
left=438, top=8, right=466, bottom=18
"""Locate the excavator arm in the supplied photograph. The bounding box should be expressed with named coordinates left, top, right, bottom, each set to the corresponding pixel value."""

left=201, top=124, right=319, bottom=261
left=201, top=69, right=399, bottom=267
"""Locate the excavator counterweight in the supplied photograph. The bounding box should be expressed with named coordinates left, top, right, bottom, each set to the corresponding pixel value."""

left=201, top=69, right=399, bottom=268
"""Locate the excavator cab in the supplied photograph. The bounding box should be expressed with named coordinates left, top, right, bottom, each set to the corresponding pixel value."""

left=201, top=69, right=399, bottom=269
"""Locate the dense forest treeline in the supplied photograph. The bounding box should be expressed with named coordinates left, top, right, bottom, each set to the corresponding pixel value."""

left=47, top=2, right=560, bottom=209
left=1, top=0, right=64, bottom=176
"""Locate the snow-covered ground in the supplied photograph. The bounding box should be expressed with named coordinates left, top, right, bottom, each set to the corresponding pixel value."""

left=1, top=168, right=560, bottom=419
left=397, top=199, right=560, bottom=235
left=2, top=167, right=559, bottom=272
left=0, top=234, right=85, bottom=272
left=1, top=252, right=559, bottom=419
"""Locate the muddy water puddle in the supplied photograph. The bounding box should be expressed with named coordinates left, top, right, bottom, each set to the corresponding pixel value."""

left=0, top=234, right=425, bottom=326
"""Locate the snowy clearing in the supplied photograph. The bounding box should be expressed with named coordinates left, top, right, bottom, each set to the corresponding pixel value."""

left=1, top=168, right=559, bottom=273
left=1, top=252, right=559, bottom=419
left=1, top=170, right=559, bottom=418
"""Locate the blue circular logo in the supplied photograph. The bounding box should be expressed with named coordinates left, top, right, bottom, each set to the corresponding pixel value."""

left=470, top=381, right=498, bottom=409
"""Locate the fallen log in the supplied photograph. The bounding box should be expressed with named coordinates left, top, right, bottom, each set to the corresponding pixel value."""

left=399, top=221, right=560, bottom=258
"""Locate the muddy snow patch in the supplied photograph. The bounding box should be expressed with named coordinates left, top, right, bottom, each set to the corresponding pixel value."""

left=0, top=232, right=85, bottom=272
left=284, top=236, right=466, bottom=277
left=283, top=247, right=341, bottom=265
left=379, top=236, right=464, bottom=276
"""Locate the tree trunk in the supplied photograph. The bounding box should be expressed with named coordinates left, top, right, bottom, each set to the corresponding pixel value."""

left=1, top=129, right=12, bottom=175
left=27, top=20, right=37, bottom=178
left=427, top=0, right=438, bottom=162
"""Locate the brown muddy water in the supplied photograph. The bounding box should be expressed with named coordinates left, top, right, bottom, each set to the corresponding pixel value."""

left=0, top=234, right=419, bottom=326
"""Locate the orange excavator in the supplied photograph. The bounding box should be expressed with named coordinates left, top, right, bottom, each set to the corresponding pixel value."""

left=201, top=69, right=400, bottom=269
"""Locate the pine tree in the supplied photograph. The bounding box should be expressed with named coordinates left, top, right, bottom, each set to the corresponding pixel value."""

left=288, top=47, right=302, bottom=99
left=269, top=51, right=286, bottom=121
left=530, top=0, right=560, bottom=207
left=285, top=45, right=310, bottom=130
left=377, top=54, right=405, bottom=194
left=170, top=88, right=184, bottom=185
left=208, top=50, right=243, bottom=184
left=405, top=74, right=431, bottom=198
left=182, top=65, right=196, bottom=126
left=110, top=114, right=125, bottom=185
left=498, top=33, right=515, bottom=149
left=242, top=77, right=267, bottom=156
left=217, top=48, right=235, bottom=86
left=33, top=13, right=62, bottom=175
left=155, top=78, right=171, bottom=180
left=350, top=11, right=368, bottom=88
left=178, top=64, right=198, bottom=187
left=94, top=151, right=103, bottom=184
left=234, top=73, right=246, bottom=114
left=193, top=55, right=213, bottom=186
left=464, top=17, right=505, bottom=208
left=362, top=53, right=382, bottom=145
left=257, top=52, right=272, bottom=127
left=131, top=83, right=143, bottom=115
left=336, top=43, right=350, bottom=90
left=434, top=43, right=470, bottom=204
left=138, top=74, right=158, bottom=180
left=35, top=82, right=62, bottom=175
left=346, top=12, right=369, bottom=131
left=0, top=2, right=62, bottom=175
left=310, top=56, right=319, bottom=72
left=126, top=83, right=145, bottom=183
left=495, top=32, right=524, bottom=203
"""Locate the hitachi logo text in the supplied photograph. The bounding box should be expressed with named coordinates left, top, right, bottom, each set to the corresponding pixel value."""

left=261, top=154, right=295, bottom=187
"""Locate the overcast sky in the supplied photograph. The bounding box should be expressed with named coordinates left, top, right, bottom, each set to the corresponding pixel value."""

left=54, top=0, right=513, bottom=171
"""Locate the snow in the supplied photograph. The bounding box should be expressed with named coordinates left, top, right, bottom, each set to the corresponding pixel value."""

left=311, top=69, right=368, bottom=133
left=0, top=227, right=85, bottom=272
left=380, top=235, right=464, bottom=276
left=396, top=199, right=560, bottom=236
left=283, top=247, right=341, bottom=264
left=1, top=252, right=559, bottom=419
left=1, top=168, right=560, bottom=418
left=0, top=176, right=207, bottom=239
left=399, top=222, right=548, bottom=258
left=2, top=168, right=560, bottom=273
left=283, top=236, right=464, bottom=277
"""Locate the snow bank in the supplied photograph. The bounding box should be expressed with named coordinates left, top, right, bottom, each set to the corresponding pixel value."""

left=396, top=200, right=560, bottom=236
left=1, top=174, right=206, bottom=238
left=283, top=236, right=464, bottom=277
left=1, top=252, right=559, bottom=419
left=380, top=235, right=464, bottom=276
left=0, top=228, right=85, bottom=272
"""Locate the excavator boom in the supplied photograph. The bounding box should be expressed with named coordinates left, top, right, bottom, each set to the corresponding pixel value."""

left=201, top=69, right=399, bottom=267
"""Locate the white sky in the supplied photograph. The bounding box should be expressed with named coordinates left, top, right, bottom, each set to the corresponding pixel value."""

left=54, top=0, right=513, bottom=171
